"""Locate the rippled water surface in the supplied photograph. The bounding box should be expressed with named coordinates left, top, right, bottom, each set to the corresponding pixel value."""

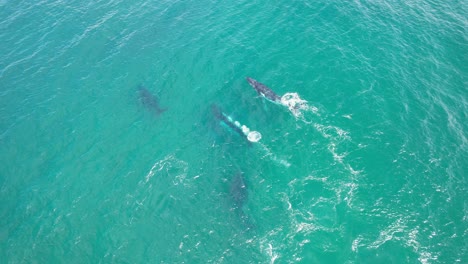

left=1, top=1, right=466, bottom=263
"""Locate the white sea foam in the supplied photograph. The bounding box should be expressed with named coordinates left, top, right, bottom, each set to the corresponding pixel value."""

left=259, top=233, right=281, bottom=264
left=143, top=154, right=188, bottom=185
left=364, top=218, right=439, bottom=263
left=257, top=142, right=291, bottom=168
left=279, top=91, right=360, bottom=182
left=280, top=92, right=318, bottom=119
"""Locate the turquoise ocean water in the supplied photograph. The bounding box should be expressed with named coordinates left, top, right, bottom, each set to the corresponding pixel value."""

left=1, top=0, right=466, bottom=263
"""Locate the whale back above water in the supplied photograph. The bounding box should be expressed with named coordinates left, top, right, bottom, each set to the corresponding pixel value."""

left=246, top=77, right=282, bottom=103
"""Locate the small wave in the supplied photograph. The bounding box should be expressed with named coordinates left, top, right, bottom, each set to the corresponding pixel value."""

left=354, top=217, right=439, bottom=263
left=259, top=232, right=281, bottom=264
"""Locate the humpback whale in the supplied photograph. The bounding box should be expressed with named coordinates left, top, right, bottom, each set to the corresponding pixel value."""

left=246, top=77, right=309, bottom=117
left=230, top=171, right=255, bottom=230
left=211, top=104, right=261, bottom=143
left=246, top=77, right=282, bottom=104
left=211, top=104, right=245, bottom=139
left=138, top=85, right=167, bottom=116
left=230, top=171, right=248, bottom=210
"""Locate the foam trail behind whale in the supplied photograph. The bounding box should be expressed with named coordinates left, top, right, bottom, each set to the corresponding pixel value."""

left=256, top=142, right=291, bottom=168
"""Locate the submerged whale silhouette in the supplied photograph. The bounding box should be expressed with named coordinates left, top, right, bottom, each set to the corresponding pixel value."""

left=230, top=171, right=255, bottom=230
left=230, top=171, right=248, bottom=210
left=138, top=85, right=167, bottom=116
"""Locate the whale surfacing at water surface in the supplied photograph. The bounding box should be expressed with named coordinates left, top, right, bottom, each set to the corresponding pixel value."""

left=138, top=85, right=167, bottom=116
left=246, top=77, right=282, bottom=104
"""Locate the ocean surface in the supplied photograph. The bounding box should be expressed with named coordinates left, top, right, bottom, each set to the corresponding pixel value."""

left=1, top=0, right=466, bottom=263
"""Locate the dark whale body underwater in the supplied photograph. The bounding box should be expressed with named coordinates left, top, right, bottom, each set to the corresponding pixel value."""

left=230, top=171, right=248, bottom=210
left=246, top=77, right=282, bottom=104
left=138, top=85, right=167, bottom=116
left=211, top=104, right=251, bottom=143
left=230, top=171, right=255, bottom=230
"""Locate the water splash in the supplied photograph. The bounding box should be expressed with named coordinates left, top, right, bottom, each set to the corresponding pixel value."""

left=280, top=92, right=318, bottom=119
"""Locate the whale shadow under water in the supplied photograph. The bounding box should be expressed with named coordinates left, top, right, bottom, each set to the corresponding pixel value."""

left=229, top=171, right=256, bottom=231
left=137, top=85, right=167, bottom=116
